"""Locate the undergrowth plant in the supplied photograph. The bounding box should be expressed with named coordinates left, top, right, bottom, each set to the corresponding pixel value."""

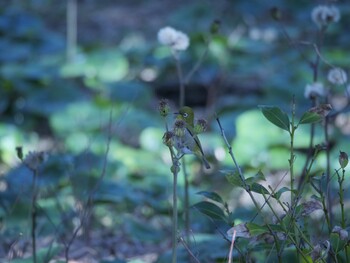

left=159, top=3, right=349, bottom=263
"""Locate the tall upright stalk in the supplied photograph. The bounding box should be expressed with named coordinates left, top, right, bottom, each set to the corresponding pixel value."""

left=31, top=169, right=38, bottom=263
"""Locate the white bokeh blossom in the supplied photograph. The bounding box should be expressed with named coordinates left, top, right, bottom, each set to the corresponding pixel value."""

left=328, top=68, right=347, bottom=85
left=304, top=82, right=326, bottom=99
left=311, top=5, right=340, bottom=28
left=158, top=26, right=189, bottom=51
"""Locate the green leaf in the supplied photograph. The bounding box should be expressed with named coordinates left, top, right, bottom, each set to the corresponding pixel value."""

left=246, top=170, right=266, bottom=185
left=250, top=183, right=269, bottom=195
left=192, top=201, right=227, bottom=222
left=299, top=111, right=323, bottom=125
left=259, top=106, right=290, bottom=132
left=223, top=170, right=244, bottom=188
left=197, top=191, right=224, bottom=205
left=246, top=222, right=269, bottom=236
left=272, top=187, right=290, bottom=200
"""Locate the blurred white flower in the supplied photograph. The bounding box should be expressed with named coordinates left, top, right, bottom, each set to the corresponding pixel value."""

left=157, top=26, right=189, bottom=51
left=304, top=82, right=326, bottom=99
left=328, top=68, right=347, bottom=85
left=311, top=5, right=340, bottom=28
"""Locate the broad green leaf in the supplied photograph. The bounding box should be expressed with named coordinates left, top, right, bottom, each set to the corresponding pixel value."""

left=299, top=111, right=323, bottom=125
left=193, top=201, right=227, bottom=222
left=259, top=106, right=290, bottom=132
left=197, top=191, right=224, bottom=205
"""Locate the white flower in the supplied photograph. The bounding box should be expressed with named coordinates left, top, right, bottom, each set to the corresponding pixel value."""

left=328, top=68, right=347, bottom=85
left=304, top=82, right=326, bottom=99
left=157, top=26, right=189, bottom=51
left=311, top=5, right=340, bottom=28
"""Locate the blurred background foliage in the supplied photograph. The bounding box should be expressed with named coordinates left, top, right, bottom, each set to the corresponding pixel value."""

left=0, top=0, right=349, bottom=262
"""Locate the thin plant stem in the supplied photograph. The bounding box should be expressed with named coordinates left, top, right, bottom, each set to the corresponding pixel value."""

left=31, top=169, right=38, bottom=263
left=289, top=98, right=296, bottom=205
left=172, top=166, right=178, bottom=263
left=324, top=111, right=333, bottom=230
left=182, top=159, right=190, bottom=242
left=179, top=236, right=201, bottom=263
left=216, top=116, right=282, bottom=262
left=336, top=167, right=349, bottom=262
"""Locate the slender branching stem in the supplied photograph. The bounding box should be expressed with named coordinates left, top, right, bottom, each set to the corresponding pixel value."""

left=216, top=116, right=282, bottom=262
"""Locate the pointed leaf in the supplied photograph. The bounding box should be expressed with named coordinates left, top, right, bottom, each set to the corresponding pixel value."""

left=223, top=170, right=244, bottom=188
left=272, top=187, right=290, bottom=200
left=246, top=222, right=269, bottom=236
left=250, top=183, right=269, bottom=195
left=259, top=106, right=290, bottom=132
left=246, top=170, right=266, bottom=185
left=299, top=111, right=323, bottom=125
left=197, top=191, right=224, bottom=205
left=192, top=201, right=227, bottom=222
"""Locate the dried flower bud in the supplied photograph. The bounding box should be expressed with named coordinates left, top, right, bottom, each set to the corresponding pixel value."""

left=158, top=99, right=170, bottom=117
left=23, top=151, right=46, bottom=171
left=328, top=67, right=347, bottom=85
left=311, top=5, right=340, bottom=29
left=210, top=19, right=221, bottom=34
left=194, top=118, right=208, bottom=134
left=339, top=151, right=348, bottom=169
left=270, top=7, right=282, bottom=21
left=173, top=119, right=186, bottom=137
left=332, top=226, right=349, bottom=241
left=16, top=146, right=23, bottom=160
left=158, top=26, right=189, bottom=51
left=308, top=104, right=332, bottom=117
left=162, top=131, right=174, bottom=147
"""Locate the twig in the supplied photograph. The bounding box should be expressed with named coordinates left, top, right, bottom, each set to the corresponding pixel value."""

left=228, top=230, right=236, bottom=263
left=31, top=169, right=38, bottom=263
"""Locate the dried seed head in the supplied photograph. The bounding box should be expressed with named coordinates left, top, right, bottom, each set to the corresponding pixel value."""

left=162, top=131, right=175, bottom=147
left=158, top=98, right=170, bottom=117
left=194, top=118, right=208, bottom=134
left=173, top=119, right=186, bottom=137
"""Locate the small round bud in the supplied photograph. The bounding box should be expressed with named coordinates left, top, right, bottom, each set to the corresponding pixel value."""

left=162, top=131, right=175, bottom=147
left=173, top=119, right=186, bottom=137
left=171, top=164, right=180, bottom=174
left=158, top=99, right=170, bottom=117
left=339, top=151, right=348, bottom=169
left=194, top=118, right=208, bottom=134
